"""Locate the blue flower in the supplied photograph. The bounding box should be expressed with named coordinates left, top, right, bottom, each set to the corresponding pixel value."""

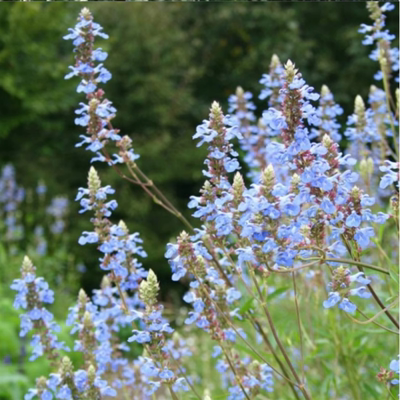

left=354, top=227, right=375, bottom=248
left=345, top=212, right=361, bottom=228
left=226, top=288, right=242, bottom=304
left=128, top=330, right=151, bottom=344
left=172, top=377, right=189, bottom=392
left=320, top=198, right=335, bottom=214
left=159, top=368, right=174, bottom=380
left=323, top=292, right=341, bottom=309
left=338, top=298, right=357, bottom=313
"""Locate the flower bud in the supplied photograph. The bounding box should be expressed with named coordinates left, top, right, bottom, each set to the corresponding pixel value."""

left=100, top=274, right=111, bottom=289
left=322, top=134, right=333, bottom=149
left=88, top=364, right=96, bottom=383
left=36, top=376, right=47, bottom=391
left=80, top=8, right=92, bottom=21
left=262, top=164, right=275, bottom=191
left=354, top=95, right=365, bottom=119
left=140, top=269, right=159, bottom=306
left=210, top=101, right=223, bottom=120
left=21, top=256, right=35, bottom=275
left=233, top=172, right=245, bottom=198
left=321, top=85, right=330, bottom=97
left=118, top=220, right=129, bottom=234
left=251, top=359, right=261, bottom=370
left=83, top=311, right=93, bottom=329
left=236, top=86, right=244, bottom=98
left=201, top=180, right=213, bottom=198
left=203, top=389, right=212, bottom=400
left=351, top=186, right=361, bottom=199
left=284, top=59, right=298, bottom=83
left=88, top=167, right=101, bottom=192
left=178, top=230, right=190, bottom=243
left=60, top=356, right=74, bottom=377
left=291, top=173, right=301, bottom=192
left=270, top=54, right=281, bottom=70
left=78, top=288, right=88, bottom=305
left=119, top=135, right=133, bottom=150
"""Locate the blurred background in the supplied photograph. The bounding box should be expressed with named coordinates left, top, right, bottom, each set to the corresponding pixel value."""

left=0, top=3, right=398, bottom=397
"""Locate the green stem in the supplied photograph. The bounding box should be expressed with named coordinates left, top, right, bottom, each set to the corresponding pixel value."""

left=381, top=57, right=399, bottom=160
left=247, top=267, right=312, bottom=400
left=302, top=257, right=389, bottom=275
left=220, top=345, right=252, bottom=400
left=292, top=272, right=305, bottom=383
left=168, top=385, right=180, bottom=400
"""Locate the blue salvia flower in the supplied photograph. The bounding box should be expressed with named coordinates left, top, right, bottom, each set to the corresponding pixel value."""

left=323, top=267, right=372, bottom=313
left=259, top=54, right=285, bottom=109
left=10, top=256, right=69, bottom=362
left=379, top=160, right=399, bottom=190
left=310, top=85, right=343, bottom=143
left=125, top=270, right=190, bottom=397
left=46, top=197, right=69, bottom=234
left=228, top=87, right=264, bottom=181
left=0, top=164, right=25, bottom=243
left=77, top=167, right=147, bottom=287
left=359, top=2, right=399, bottom=82
left=64, top=7, right=139, bottom=166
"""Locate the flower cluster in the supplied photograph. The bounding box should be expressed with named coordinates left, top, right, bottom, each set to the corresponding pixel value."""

left=63, top=7, right=139, bottom=167
left=11, top=256, right=69, bottom=362
left=15, top=4, right=399, bottom=400
left=359, top=2, right=399, bottom=82
left=0, top=164, right=25, bottom=243
left=323, top=267, right=372, bottom=313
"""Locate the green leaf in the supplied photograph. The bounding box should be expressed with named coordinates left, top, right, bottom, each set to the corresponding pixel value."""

left=267, top=286, right=290, bottom=302
left=239, top=297, right=255, bottom=314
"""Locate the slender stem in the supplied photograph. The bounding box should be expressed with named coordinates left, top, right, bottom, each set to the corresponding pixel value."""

left=356, top=309, right=399, bottom=334
left=220, top=345, right=252, bottom=400
left=252, top=318, right=302, bottom=400
left=343, top=354, right=361, bottom=400
left=349, top=299, right=398, bottom=325
left=358, top=265, right=399, bottom=329
left=132, top=163, right=194, bottom=232
left=301, top=257, right=389, bottom=275
left=385, top=383, right=398, bottom=400
left=342, top=305, right=400, bottom=335
left=247, top=267, right=311, bottom=400
left=292, top=272, right=305, bottom=383
left=211, top=293, right=300, bottom=387
left=341, top=236, right=399, bottom=329
left=167, top=350, right=202, bottom=400
left=168, top=385, right=180, bottom=400
left=381, top=58, right=399, bottom=160
left=265, top=260, right=320, bottom=274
